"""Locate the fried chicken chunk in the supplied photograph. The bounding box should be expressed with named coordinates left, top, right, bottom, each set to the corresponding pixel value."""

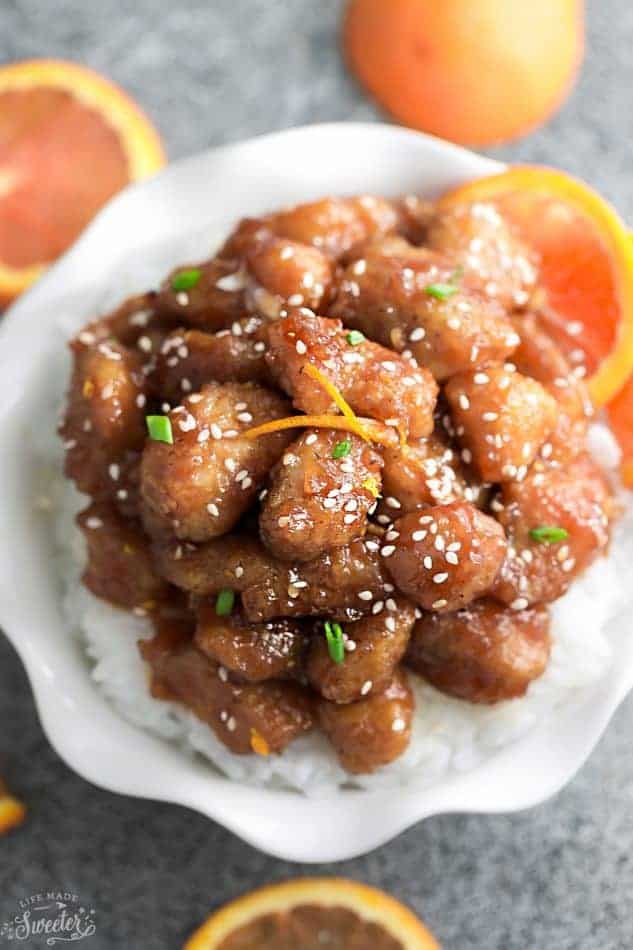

left=194, top=605, right=307, bottom=683
left=445, top=365, right=558, bottom=482
left=266, top=310, right=438, bottom=440
left=426, top=202, right=538, bottom=310
left=61, top=338, right=147, bottom=501
left=154, top=536, right=388, bottom=623
left=382, top=502, right=507, bottom=612
left=406, top=599, right=551, bottom=703
left=259, top=429, right=382, bottom=562
left=78, top=503, right=169, bottom=610
left=141, top=381, right=292, bottom=542
left=318, top=669, right=414, bottom=774
left=492, top=454, right=612, bottom=607
left=306, top=597, right=417, bottom=704
left=330, top=244, right=519, bottom=380
left=140, top=638, right=313, bottom=755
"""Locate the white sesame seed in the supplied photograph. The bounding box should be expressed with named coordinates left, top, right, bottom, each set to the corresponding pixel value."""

left=423, top=556, right=433, bottom=569
left=386, top=598, right=397, bottom=611
left=392, top=718, right=406, bottom=733
left=385, top=496, right=401, bottom=510
left=241, top=477, right=253, bottom=490
left=136, top=393, right=147, bottom=408
left=381, top=545, right=396, bottom=557
left=409, top=327, right=426, bottom=342
left=432, top=599, right=448, bottom=610
left=372, top=601, right=384, bottom=614
left=207, top=502, right=220, bottom=517
left=343, top=513, right=356, bottom=525
left=323, top=497, right=337, bottom=509
left=176, top=292, right=189, bottom=306
left=237, top=412, right=253, bottom=423
left=446, top=551, right=459, bottom=565
left=510, top=597, right=529, bottom=611
left=483, top=412, right=499, bottom=422
left=295, top=339, right=307, bottom=355
left=358, top=590, right=373, bottom=601
left=433, top=572, right=449, bottom=584
left=474, top=372, right=490, bottom=384
left=305, top=432, right=318, bottom=445
left=385, top=616, right=396, bottom=632
left=412, top=530, right=427, bottom=542
left=85, top=517, right=103, bottom=530
left=459, top=394, right=470, bottom=410
left=288, top=293, right=304, bottom=306
left=360, top=680, right=373, bottom=696
left=227, top=716, right=237, bottom=732
left=218, top=667, right=228, bottom=683
left=562, top=557, right=576, bottom=573
left=108, top=463, right=120, bottom=481
left=235, top=469, right=249, bottom=482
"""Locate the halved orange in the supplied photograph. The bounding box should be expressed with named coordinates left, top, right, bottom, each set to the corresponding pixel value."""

left=0, top=778, right=26, bottom=835
left=184, top=878, right=439, bottom=949
left=0, top=59, right=165, bottom=306
left=439, top=167, right=633, bottom=485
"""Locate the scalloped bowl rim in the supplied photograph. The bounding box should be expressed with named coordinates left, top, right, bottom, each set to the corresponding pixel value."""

left=0, top=123, right=631, bottom=863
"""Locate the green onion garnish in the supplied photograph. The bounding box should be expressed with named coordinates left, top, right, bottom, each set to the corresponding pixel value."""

left=346, top=330, right=365, bottom=346
left=171, top=268, right=202, bottom=292
left=324, top=620, right=345, bottom=664
left=424, top=282, right=459, bottom=301
left=146, top=415, right=174, bottom=444
left=529, top=525, right=569, bottom=544
left=215, top=589, right=235, bottom=616
left=332, top=438, right=352, bottom=459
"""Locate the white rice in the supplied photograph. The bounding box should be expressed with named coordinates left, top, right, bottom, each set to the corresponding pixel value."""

left=41, top=421, right=633, bottom=797
left=34, top=226, right=633, bottom=796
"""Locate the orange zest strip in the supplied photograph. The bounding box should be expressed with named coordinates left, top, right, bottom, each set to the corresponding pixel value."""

left=243, top=414, right=397, bottom=448
left=302, top=363, right=359, bottom=423
left=250, top=730, right=270, bottom=757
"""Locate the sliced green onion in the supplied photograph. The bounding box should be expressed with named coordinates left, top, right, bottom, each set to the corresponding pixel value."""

left=146, top=415, right=174, bottom=444
left=346, top=330, right=365, bottom=346
left=171, top=268, right=202, bottom=292
left=529, top=525, right=569, bottom=544
left=215, top=589, right=235, bottom=616
left=332, top=438, right=352, bottom=459
left=424, top=282, right=459, bottom=301
left=324, top=620, right=345, bottom=664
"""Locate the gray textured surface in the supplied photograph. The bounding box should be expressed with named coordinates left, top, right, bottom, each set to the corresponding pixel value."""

left=1, top=1, right=632, bottom=947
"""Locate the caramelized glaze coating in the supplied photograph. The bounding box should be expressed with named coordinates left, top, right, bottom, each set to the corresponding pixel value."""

left=266, top=310, right=438, bottom=440
left=140, top=381, right=292, bottom=541
left=141, top=639, right=313, bottom=755
left=194, top=606, right=308, bottom=683
left=152, top=320, right=271, bottom=401
left=426, top=202, right=538, bottom=310
left=319, top=669, right=414, bottom=774
left=260, top=429, right=382, bottom=562
left=78, top=502, right=169, bottom=610
left=307, top=597, right=417, bottom=704
left=61, top=338, right=147, bottom=502
left=331, top=243, right=519, bottom=380
left=445, top=365, right=558, bottom=482
left=383, top=503, right=507, bottom=612
left=492, top=454, right=612, bottom=607
left=406, top=599, right=551, bottom=703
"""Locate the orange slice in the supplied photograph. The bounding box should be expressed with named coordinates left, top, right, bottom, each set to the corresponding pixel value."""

left=0, top=778, right=26, bottom=834
left=184, top=878, right=439, bottom=949
left=439, top=166, right=633, bottom=485
left=0, top=59, right=165, bottom=306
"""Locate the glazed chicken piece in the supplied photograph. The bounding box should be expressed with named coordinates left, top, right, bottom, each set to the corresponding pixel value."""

left=259, top=429, right=383, bottom=562
left=140, top=638, right=313, bottom=755
left=318, top=669, right=414, bottom=774
left=306, top=596, right=417, bottom=704
left=154, top=536, right=388, bottom=623
left=330, top=244, right=520, bottom=380
left=152, top=319, right=270, bottom=401
left=378, top=434, right=486, bottom=519
left=425, top=202, right=538, bottom=310
left=76, top=292, right=161, bottom=349
left=156, top=230, right=332, bottom=329
left=78, top=502, right=169, bottom=610
left=492, top=454, right=612, bottom=608
left=141, top=381, right=292, bottom=542
left=406, top=599, right=551, bottom=703
left=512, top=311, right=593, bottom=465
left=267, top=195, right=401, bottom=260
left=266, top=311, right=438, bottom=440
left=194, top=605, right=307, bottom=683
left=61, top=337, right=147, bottom=504
left=445, top=365, right=558, bottom=483
left=382, top=502, right=507, bottom=612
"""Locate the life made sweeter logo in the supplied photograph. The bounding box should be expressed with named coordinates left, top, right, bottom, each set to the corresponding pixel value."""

left=1, top=891, right=96, bottom=946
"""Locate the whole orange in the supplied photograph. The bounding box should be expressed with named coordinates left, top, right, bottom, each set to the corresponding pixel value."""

left=344, top=0, right=584, bottom=146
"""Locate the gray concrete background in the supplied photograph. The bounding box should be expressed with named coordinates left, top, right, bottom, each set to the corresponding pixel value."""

left=1, top=1, right=632, bottom=947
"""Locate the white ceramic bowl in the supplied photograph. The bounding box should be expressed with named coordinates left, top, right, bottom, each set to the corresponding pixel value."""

left=2, top=123, right=632, bottom=863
